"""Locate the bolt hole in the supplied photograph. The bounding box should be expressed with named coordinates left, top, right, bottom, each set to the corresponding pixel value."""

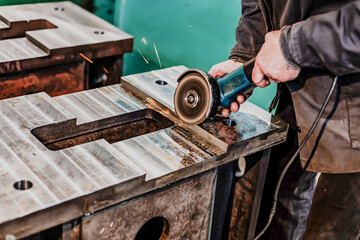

left=14, top=180, right=33, bottom=191
left=54, top=7, right=65, bottom=11
left=155, top=80, right=168, bottom=86
left=94, top=30, right=105, bottom=35
left=222, top=118, right=237, bottom=126
left=135, top=217, right=169, bottom=240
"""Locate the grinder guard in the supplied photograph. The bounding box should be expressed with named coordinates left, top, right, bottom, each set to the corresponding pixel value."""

left=174, top=69, right=220, bottom=125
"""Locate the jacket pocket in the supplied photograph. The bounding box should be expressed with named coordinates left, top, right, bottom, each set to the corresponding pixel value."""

left=343, top=79, right=360, bottom=149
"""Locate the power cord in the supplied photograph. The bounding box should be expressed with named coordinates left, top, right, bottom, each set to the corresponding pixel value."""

left=254, top=75, right=339, bottom=240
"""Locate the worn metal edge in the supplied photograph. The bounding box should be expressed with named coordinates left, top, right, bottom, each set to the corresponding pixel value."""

left=0, top=122, right=287, bottom=239
left=0, top=37, right=133, bottom=74
left=0, top=174, right=145, bottom=239
left=0, top=71, right=288, bottom=238
left=120, top=78, right=230, bottom=152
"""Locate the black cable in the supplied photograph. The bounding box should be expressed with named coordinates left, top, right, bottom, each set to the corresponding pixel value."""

left=254, top=75, right=339, bottom=240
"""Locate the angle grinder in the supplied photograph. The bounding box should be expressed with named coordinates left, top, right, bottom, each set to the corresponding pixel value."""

left=174, top=58, right=257, bottom=125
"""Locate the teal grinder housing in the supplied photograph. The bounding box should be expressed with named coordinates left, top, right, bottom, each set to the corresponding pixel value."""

left=174, top=58, right=256, bottom=125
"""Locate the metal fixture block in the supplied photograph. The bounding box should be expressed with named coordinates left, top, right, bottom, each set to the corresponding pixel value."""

left=0, top=66, right=287, bottom=239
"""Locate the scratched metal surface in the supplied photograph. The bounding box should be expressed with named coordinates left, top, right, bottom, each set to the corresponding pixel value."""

left=0, top=38, right=47, bottom=62
left=122, top=66, right=282, bottom=151
left=0, top=1, right=132, bottom=69
left=0, top=66, right=286, bottom=238
left=0, top=76, right=214, bottom=232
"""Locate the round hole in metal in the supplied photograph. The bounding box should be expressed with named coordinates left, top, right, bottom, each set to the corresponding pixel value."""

left=135, top=217, right=169, bottom=240
left=94, top=30, right=105, bottom=35
left=54, top=7, right=65, bottom=11
left=222, top=118, right=237, bottom=126
left=155, top=80, right=168, bottom=86
left=14, top=180, right=33, bottom=191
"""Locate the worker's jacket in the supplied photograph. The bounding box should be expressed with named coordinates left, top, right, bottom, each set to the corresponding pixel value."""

left=229, top=0, right=360, bottom=173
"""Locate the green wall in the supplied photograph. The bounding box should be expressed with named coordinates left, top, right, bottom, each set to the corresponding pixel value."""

left=0, top=0, right=275, bottom=110
left=114, top=0, right=275, bottom=110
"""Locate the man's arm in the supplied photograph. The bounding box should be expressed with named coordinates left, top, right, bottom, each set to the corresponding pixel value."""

left=280, top=1, right=360, bottom=76
left=252, top=2, right=360, bottom=86
left=209, top=0, right=267, bottom=116
left=229, top=0, right=267, bottom=63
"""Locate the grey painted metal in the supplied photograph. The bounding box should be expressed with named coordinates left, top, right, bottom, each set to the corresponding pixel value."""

left=247, top=149, right=271, bottom=240
left=0, top=66, right=287, bottom=239
left=81, top=171, right=216, bottom=240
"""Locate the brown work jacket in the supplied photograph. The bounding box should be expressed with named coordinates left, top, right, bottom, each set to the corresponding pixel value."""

left=229, top=0, right=360, bottom=173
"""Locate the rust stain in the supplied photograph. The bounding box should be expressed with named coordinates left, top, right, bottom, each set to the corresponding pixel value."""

left=0, top=63, right=85, bottom=99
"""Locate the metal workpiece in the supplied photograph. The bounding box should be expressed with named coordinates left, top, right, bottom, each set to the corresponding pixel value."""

left=82, top=171, right=216, bottom=240
left=122, top=66, right=287, bottom=153
left=0, top=66, right=287, bottom=238
left=0, top=1, right=133, bottom=72
left=0, top=2, right=133, bottom=100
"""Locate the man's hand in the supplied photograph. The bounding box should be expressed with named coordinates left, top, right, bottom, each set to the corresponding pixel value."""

left=209, top=59, right=243, bottom=78
left=252, top=30, right=300, bottom=87
left=209, top=60, right=245, bottom=117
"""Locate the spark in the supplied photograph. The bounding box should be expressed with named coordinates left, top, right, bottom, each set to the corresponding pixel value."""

left=122, top=0, right=126, bottom=4
left=153, top=42, right=162, bottom=68
left=103, top=67, right=109, bottom=74
left=189, top=25, right=192, bottom=28
left=141, top=37, right=147, bottom=45
left=137, top=49, right=149, bottom=64
left=79, top=53, right=93, bottom=63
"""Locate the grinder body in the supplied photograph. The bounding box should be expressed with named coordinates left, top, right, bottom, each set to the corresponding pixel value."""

left=216, top=59, right=256, bottom=107
left=174, top=58, right=256, bottom=125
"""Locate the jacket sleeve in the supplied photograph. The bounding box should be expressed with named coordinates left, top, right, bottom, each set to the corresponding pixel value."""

left=229, top=0, right=267, bottom=63
left=280, top=1, right=360, bottom=76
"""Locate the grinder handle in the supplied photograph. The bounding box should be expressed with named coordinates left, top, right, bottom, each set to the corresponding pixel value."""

left=236, top=58, right=257, bottom=96
left=243, top=58, right=255, bottom=82
left=243, top=58, right=270, bottom=87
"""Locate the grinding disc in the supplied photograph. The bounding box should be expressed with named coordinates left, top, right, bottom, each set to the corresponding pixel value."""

left=174, top=71, right=218, bottom=125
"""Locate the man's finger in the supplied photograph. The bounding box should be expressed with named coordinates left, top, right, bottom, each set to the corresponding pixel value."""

left=236, top=89, right=254, bottom=104
left=230, top=102, right=239, bottom=112
left=258, top=79, right=270, bottom=88
left=237, top=95, right=246, bottom=104
left=269, top=77, right=280, bottom=83
left=221, top=108, right=231, bottom=118
left=252, top=61, right=265, bottom=87
left=263, top=79, right=271, bottom=87
left=208, top=69, right=224, bottom=78
left=252, top=60, right=272, bottom=88
left=208, top=66, right=217, bottom=76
